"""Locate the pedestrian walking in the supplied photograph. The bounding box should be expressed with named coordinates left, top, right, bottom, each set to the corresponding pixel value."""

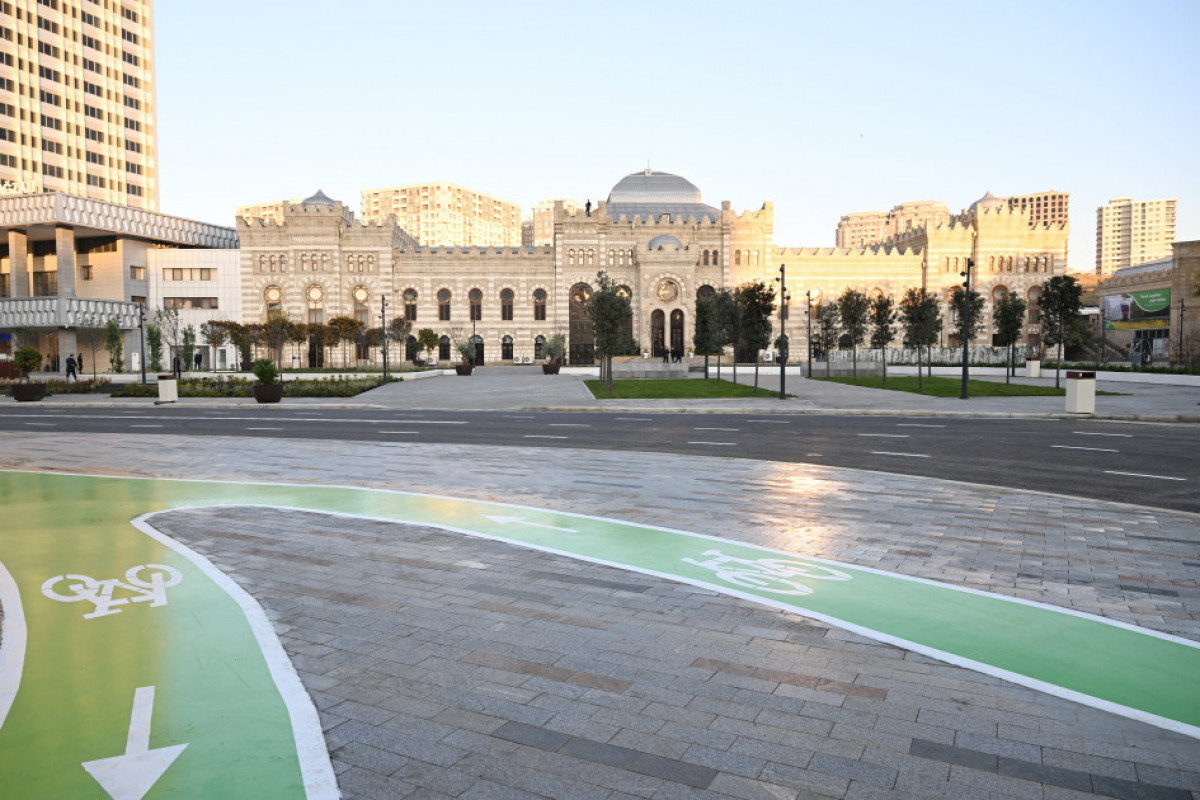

left=65, top=354, right=78, bottom=382
left=194, top=351, right=202, bottom=371
left=77, top=351, right=83, bottom=373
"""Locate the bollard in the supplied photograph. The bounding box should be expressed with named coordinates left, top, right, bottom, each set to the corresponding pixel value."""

left=1064, top=370, right=1096, bottom=414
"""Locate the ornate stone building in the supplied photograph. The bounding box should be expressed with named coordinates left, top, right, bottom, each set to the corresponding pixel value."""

left=237, top=172, right=1070, bottom=366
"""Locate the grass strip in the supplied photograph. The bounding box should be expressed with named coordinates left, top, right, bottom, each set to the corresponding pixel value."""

left=811, top=375, right=1123, bottom=397
left=585, top=378, right=786, bottom=399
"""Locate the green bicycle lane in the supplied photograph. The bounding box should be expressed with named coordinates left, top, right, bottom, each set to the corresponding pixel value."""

left=1, top=470, right=1198, bottom=798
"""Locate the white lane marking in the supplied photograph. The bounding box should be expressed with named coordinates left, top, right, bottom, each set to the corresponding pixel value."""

left=614, top=417, right=653, bottom=421
left=0, top=414, right=466, bottom=425
left=688, top=441, right=736, bottom=446
left=1105, top=470, right=1186, bottom=482
left=130, top=424, right=164, bottom=428
left=695, top=427, right=739, bottom=431
left=858, top=433, right=909, bottom=438
left=746, top=419, right=789, bottom=424
left=392, top=420, right=468, bottom=425
left=82, top=685, right=188, bottom=800
left=0, top=561, right=27, bottom=728
left=549, top=423, right=590, bottom=428
left=24, top=422, right=55, bottom=426
left=1074, top=431, right=1133, bottom=438
left=524, top=435, right=567, bottom=439
left=380, top=431, right=419, bottom=434
left=504, top=415, right=535, bottom=419
left=897, top=423, right=945, bottom=428
left=871, top=451, right=930, bottom=458
left=245, top=427, right=283, bottom=431
left=1051, top=445, right=1118, bottom=453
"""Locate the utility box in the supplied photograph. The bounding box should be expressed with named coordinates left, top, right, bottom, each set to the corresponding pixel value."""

left=156, top=374, right=178, bottom=404
left=1026, top=359, right=1041, bottom=379
left=1064, top=370, right=1096, bottom=414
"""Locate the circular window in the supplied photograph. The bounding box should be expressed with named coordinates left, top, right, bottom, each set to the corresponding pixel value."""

left=353, top=286, right=369, bottom=303
left=307, top=285, right=324, bottom=303
left=656, top=280, right=678, bottom=303
left=264, top=286, right=282, bottom=303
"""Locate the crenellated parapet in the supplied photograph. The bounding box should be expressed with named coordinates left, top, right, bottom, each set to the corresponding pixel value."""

left=777, top=244, right=922, bottom=259
left=399, top=245, right=553, bottom=257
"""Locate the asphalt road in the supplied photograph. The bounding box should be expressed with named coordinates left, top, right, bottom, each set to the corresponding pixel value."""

left=1, top=407, right=1197, bottom=512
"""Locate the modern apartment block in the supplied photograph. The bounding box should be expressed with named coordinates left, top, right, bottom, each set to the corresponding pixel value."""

left=1007, top=190, right=1069, bottom=228
left=530, top=197, right=583, bottom=246
left=1096, top=197, right=1177, bottom=275
left=836, top=201, right=950, bottom=248
left=0, top=0, right=157, bottom=209
left=360, top=182, right=522, bottom=247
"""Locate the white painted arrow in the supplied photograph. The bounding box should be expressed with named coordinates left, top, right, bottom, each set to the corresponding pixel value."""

left=83, top=686, right=188, bottom=800
left=483, top=514, right=578, bottom=533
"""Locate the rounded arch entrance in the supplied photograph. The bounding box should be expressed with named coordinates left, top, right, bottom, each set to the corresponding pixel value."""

left=569, top=283, right=593, bottom=365
left=651, top=309, right=665, bottom=358
left=670, top=309, right=685, bottom=358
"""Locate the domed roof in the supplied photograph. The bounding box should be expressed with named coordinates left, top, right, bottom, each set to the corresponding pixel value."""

left=302, top=189, right=335, bottom=207
left=608, top=169, right=702, bottom=204
left=647, top=234, right=683, bottom=251
left=970, top=190, right=1005, bottom=211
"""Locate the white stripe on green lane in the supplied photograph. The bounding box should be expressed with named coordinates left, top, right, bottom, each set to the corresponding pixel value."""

left=0, top=471, right=1196, bottom=799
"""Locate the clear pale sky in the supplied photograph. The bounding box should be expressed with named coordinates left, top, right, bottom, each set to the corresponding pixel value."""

left=155, top=1, right=1198, bottom=272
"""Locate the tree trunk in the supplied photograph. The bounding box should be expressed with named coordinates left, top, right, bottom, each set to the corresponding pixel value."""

left=881, top=347, right=887, bottom=386
left=1056, top=341, right=1063, bottom=388
left=917, top=346, right=924, bottom=389
left=716, top=354, right=721, bottom=381
left=825, top=346, right=831, bottom=377
left=606, top=355, right=614, bottom=397
left=754, top=358, right=759, bottom=390
left=704, top=353, right=710, bottom=380
left=852, top=346, right=858, bottom=382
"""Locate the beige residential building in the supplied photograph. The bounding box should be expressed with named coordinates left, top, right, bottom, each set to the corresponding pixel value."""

left=836, top=201, right=950, bottom=248
left=1007, top=190, right=1069, bottom=228
left=0, top=0, right=158, bottom=209
left=1096, top=197, right=1177, bottom=275
left=361, top=182, right=521, bottom=247
left=237, top=199, right=303, bottom=226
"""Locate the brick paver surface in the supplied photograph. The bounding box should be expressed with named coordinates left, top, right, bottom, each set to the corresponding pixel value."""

left=2, top=431, right=1198, bottom=798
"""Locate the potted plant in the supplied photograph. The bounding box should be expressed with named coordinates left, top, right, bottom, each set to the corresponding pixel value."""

left=454, top=339, right=474, bottom=375
left=252, top=357, right=284, bottom=403
left=542, top=334, right=566, bottom=375
left=11, top=347, right=46, bottom=401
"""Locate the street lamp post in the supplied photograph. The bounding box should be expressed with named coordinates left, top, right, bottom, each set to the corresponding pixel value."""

left=775, top=264, right=789, bottom=400
left=138, top=304, right=147, bottom=385
left=960, top=258, right=974, bottom=400
left=379, top=295, right=390, bottom=383
left=806, top=290, right=813, bottom=379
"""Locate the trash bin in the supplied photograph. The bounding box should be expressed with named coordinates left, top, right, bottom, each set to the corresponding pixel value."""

left=1064, top=370, right=1096, bottom=414
left=157, top=374, right=178, bottom=404
left=1025, top=359, right=1041, bottom=379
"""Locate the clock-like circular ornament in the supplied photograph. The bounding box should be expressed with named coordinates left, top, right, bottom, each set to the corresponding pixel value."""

left=353, top=286, right=369, bottom=303
left=656, top=280, right=678, bottom=302
left=307, top=285, right=324, bottom=303
left=264, top=286, right=282, bottom=303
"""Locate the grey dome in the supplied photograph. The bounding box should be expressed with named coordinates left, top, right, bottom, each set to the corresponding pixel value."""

left=970, top=190, right=1005, bottom=211
left=302, top=189, right=335, bottom=207
left=647, top=234, right=683, bottom=250
left=608, top=169, right=702, bottom=204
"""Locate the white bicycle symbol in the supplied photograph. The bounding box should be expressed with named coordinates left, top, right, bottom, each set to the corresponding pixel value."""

left=42, top=564, right=183, bottom=619
left=681, top=549, right=851, bottom=595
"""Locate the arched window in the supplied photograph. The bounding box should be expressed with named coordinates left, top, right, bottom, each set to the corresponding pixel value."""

left=753, top=250, right=760, bottom=266
left=586, top=249, right=594, bottom=266
left=353, top=287, right=369, bottom=325
left=712, top=250, right=719, bottom=267
left=568, top=249, right=576, bottom=266
left=297, top=254, right=305, bottom=272
left=533, top=288, right=547, bottom=321
left=989, top=256, right=996, bottom=272
left=697, top=285, right=715, bottom=301
left=404, top=288, right=418, bottom=320
left=500, top=288, right=514, bottom=321
left=534, top=334, right=546, bottom=359
left=992, top=285, right=1008, bottom=302
left=405, top=335, right=417, bottom=362
left=265, top=285, right=283, bottom=320
left=608, top=249, right=616, bottom=264
left=438, top=288, right=451, bottom=321
left=438, top=335, right=451, bottom=361
left=734, top=250, right=741, bottom=266
left=1028, top=286, right=1042, bottom=323
left=702, top=250, right=710, bottom=266
left=502, top=335, right=514, bottom=361
left=469, top=288, right=482, bottom=321
left=306, top=284, right=324, bottom=324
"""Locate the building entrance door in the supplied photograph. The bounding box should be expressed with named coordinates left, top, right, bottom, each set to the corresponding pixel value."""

left=569, top=283, right=593, bottom=365
left=670, top=309, right=684, bottom=358
left=651, top=310, right=665, bottom=358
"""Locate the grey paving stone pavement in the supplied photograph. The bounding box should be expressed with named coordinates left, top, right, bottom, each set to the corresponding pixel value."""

left=2, top=428, right=1198, bottom=799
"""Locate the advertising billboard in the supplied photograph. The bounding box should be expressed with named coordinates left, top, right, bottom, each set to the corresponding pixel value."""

left=1103, top=289, right=1170, bottom=330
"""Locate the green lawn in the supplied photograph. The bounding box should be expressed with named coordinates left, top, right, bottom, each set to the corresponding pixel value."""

left=811, top=375, right=1122, bottom=397
left=584, top=379, right=786, bottom=399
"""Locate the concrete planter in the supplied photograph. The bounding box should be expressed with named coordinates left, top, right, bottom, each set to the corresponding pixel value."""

left=455, top=364, right=474, bottom=376
left=253, top=384, right=284, bottom=403
left=10, top=383, right=46, bottom=402
left=542, top=363, right=560, bottom=375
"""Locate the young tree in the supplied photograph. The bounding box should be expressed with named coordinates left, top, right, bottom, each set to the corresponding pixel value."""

left=145, top=324, right=164, bottom=371
left=993, top=293, right=1028, bottom=383
left=200, top=320, right=230, bottom=370
left=899, top=288, right=942, bottom=389
left=1040, top=275, right=1085, bottom=388
left=868, top=294, right=897, bottom=386
left=105, top=317, right=124, bottom=373
left=262, top=314, right=291, bottom=367
left=711, top=288, right=739, bottom=382
left=416, top=328, right=439, bottom=362
left=735, top=281, right=777, bottom=389
left=386, top=316, right=412, bottom=365
left=949, top=287, right=986, bottom=349
left=327, top=316, right=362, bottom=368
left=181, top=324, right=197, bottom=372
left=226, top=322, right=253, bottom=368
left=542, top=333, right=566, bottom=365
left=836, top=288, right=871, bottom=381
left=816, top=303, right=841, bottom=378
left=76, top=314, right=107, bottom=380
left=154, top=307, right=181, bottom=373
left=693, top=295, right=721, bottom=379
left=586, top=271, right=634, bottom=395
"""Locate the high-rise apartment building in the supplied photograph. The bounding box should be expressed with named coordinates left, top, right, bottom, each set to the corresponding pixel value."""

left=530, top=197, right=582, bottom=246
left=0, top=0, right=157, bottom=209
left=1007, top=190, right=1069, bottom=227
left=361, top=182, right=521, bottom=247
left=1096, top=197, right=1177, bottom=275
left=836, top=201, right=950, bottom=248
